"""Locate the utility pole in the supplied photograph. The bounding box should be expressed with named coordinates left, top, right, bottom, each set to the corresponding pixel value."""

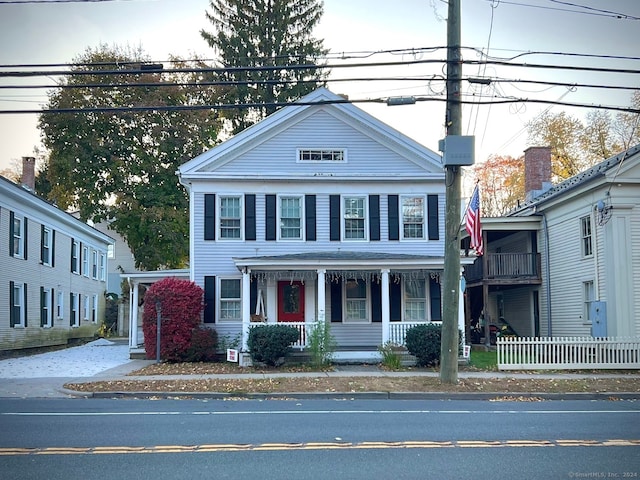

left=440, top=0, right=462, bottom=384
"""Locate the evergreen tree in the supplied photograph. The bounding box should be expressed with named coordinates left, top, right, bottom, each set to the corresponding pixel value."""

left=201, top=0, right=329, bottom=133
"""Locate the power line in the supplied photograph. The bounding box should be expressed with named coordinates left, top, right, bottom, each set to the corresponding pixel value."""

left=481, top=0, right=640, bottom=20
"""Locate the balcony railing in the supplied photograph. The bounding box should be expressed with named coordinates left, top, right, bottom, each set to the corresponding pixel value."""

left=464, top=253, right=541, bottom=283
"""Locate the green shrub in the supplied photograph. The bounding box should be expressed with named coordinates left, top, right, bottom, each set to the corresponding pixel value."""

left=247, top=324, right=300, bottom=366
left=182, top=327, right=218, bottom=362
left=405, top=323, right=443, bottom=367
left=307, top=321, right=336, bottom=368
left=378, top=342, right=403, bottom=370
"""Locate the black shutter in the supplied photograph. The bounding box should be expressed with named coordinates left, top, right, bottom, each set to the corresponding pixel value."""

left=51, top=230, right=56, bottom=267
left=204, top=194, right=216, bottom=240
left=9, top=211, right=14, bottom=257
left=371, top=279, right=382, bottom=322
left=70, top=237, right=74, bottom=272
left=250, top=278, right=258, bottom=315
left=23, top=284, right=27, bottom=327
left=70, top=293, right=74, bottom=326
left=78, top=243, right=82, bottom=275
left=388, top=195, right=399, bottom=241
left=265, top=194, right=276, bottom=241
left=427, top=194, right=440, bottom=240
left=40, top=225, right=45, bottom=263
left=51, top=288, right=55, bottom=326
left=329, top=195, right=340, bottom=241
left=305, top=195, right=316, bottom=241
left=429, top=277, right=442, bottom=321
left=204, top=276, right=216, bottom=323
left=330, top=279, right=343, bottom=322
left=9, top=281, right=15, bottom=327
left=40, top=286, right=46, bottom=327
left=369, top=195, right=380, bottom=241
left=390, top=278, right=402, bottom=321
left=245, top=194, right=256, bottom=241
left=23, top=218, right=27, bottom=260
left=78, top=294, right=82, bottom=323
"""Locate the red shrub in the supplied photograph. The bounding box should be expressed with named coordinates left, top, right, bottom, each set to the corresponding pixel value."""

left=142, top=277, right=204, bottom=362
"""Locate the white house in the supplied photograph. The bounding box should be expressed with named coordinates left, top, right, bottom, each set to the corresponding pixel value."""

left=173, top=87, right=470, bottom=361
left=1, top=159, right=113, bottom=352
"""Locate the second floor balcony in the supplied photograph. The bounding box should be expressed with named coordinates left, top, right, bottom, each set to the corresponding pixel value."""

left=464, top=252, right=541, bottom=284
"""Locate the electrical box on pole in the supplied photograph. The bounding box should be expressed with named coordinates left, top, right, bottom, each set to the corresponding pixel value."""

left=439, top=135, right=475, bottom=166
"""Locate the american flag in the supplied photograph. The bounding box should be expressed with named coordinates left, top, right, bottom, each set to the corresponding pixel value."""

left=465, top=185, right=483, bottom=256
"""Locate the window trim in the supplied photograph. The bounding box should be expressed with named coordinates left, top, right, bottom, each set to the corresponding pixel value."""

left=41, top=226, right=53, bottom=265
left=580, top=215, right=593, bottom=257
left=11, top=214, right=24, bottom=259
left=278, top=194, right=304, bottom=241
left=92, top=295, right=98, bottom=323
left=71, top=240, right=80, bottom=274
left=403, top=278, right=427, bottom=321
left=71, top=293, right=80, bottom=327
left=218, top=277, right=242, bottom=322
left=297, top=148, right=346, bottom=163
left=342, top=195, right=368, bottom=241
left=583, top=280, right=594, bottom=323
left=82, top=245, right=89, bottom=277
left=41, top=287, right=53, bottom=328
left=91, top=249, right=98, bottom=279
left=218, top=195, right=244, bottom=241
left=343, top=278, right=370, bottom=323
left=56, top=291, right=64, bottom=320
left=11, top=282, right=26, bottom=328
left=400, top=195, right=426, bottom=241
left=83, top=295, right=90, bottom=321
left=99, top=253, right=106, bottom=281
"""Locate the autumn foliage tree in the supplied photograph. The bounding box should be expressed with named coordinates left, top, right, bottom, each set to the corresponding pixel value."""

left=467, top=155, right=524, bottom=217
left=142, top=277, right=210, bottom=362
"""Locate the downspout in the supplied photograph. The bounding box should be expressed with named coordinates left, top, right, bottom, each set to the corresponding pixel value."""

left=539, top=211, right=552, bottom=337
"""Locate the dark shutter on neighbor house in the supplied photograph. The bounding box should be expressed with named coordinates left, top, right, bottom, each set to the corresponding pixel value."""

left=51, top=288, right=55, bottom=326
left=305, top=195, right=316, bottom=241
left=70, top=293, right=74, bottom=326
left=9, top=211, right=14, bottom=257
left=369, top=195, right=380, bottom=241
left=23, top=218, right=28, bottom=260
left=427, top=194, right=440, bottom=240
left=23, top=284, right=27, bottom=327
left=371, top=279, right=382, bottom=322
left=429, top=277, right=442, bottom=321
left=204, top=276, right=216, bottom=323
left=329, top=195, right=340, bottom=241
left=330, top=279, right=342, bottom=322
left=40, top=286, right=46, bottom=327
left=265, top=194, right=276, bottom=241
left=390, top=278, right=402, bottom=321
left=9, top=281, right=15, bottom=327
left=204, top=194, right=216, bottom=240
left=51, top=230, right=56, bottom=267
left=245, top=194, right=256, bottom=241
left=250, top=277, right=258, bottom=315
left=388, top=195, right=399, bottom=241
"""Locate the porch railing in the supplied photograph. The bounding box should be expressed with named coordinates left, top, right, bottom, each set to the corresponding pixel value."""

left=249, top=322, right=316, bottom=350
left=389, top=321, right=441, bottom=346
left=497, top=336, right=640, bottom=370
left=464, top=253, right=541, bottom=282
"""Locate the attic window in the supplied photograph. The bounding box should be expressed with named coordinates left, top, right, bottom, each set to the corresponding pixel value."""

left=298, top=149, right=345, bottom=162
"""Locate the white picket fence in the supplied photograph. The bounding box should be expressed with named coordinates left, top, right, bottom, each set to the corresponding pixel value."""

left=497, top=336, right=640, bottom=370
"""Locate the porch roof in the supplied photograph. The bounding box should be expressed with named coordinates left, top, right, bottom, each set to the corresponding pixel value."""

left=233, top=250, right=473, bottom=271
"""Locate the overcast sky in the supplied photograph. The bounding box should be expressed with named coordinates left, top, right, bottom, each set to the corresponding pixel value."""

left=0, top=0, right=638, bottom=174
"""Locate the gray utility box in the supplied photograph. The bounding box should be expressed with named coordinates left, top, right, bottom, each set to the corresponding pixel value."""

left=439, top=135, right=475, bottom=166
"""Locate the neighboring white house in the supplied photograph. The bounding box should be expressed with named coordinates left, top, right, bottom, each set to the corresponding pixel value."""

left=0, top=161, right=113, bottom=352
left=464, top=144, right=640, bottom=341
left=173, top=87, right=470, bottom=361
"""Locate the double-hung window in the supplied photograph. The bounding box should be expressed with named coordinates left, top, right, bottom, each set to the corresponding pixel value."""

left=99, top=253, right=106, bottom=281
left=41, top=288, right=52, bottom=327
left=583, top=280, right=594, bottom=322
left=71, top=240, right=80, bottom=274
left=401, top=196, right=425, bottom=240
left=71, top=293, right=80, bottom=327
left=92, top=295, right=98, bottom=323
left=11, top=214, right=24, bottom=258
left=56, top=291, right=64, bottom=320
left=10, top=282, right=26, bottom=328
left=41, top=226, right=53, bottom=265
left=219, top=278, right=241, bottom=321
left=343, top=196, right=367, bottom=240
left=345, top=279, right=368, bottom=322
left=279, top=196, right=303, bottom=240
left=219, top=196, right=242, bottom=239
left=82, top=245, right=89, bottom=277
left=83, top=295, right=90, bottom=321
left=404, top=279, right=427, bottom=321
left=580, top=216, right=593, bottom=257
left=91, top=250, right=98, bottom=279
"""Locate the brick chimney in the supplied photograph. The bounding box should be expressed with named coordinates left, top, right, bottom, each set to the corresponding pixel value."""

left=21, top=156, right=36, bottom=191
left=524, top=146, right=552, bottom=202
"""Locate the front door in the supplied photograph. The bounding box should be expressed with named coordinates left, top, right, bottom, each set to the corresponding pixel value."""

left=277, top=281, right=305, bottom=322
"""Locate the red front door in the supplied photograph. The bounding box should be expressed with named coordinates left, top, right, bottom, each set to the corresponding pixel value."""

left=277, top=281, right=305, bottom=322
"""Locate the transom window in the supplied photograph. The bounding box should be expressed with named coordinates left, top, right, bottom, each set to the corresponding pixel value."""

left=580, top=216, right=593, bottom=257
left=404, top=279, right=427, bottom=321
left=298, top=149, right=345, bottom=162
left=401, top=196, right=425, bottom=240
left=219, top=196, right=242, bottom=239
left=220, top=279, right=241, bottom=321
left=279, top=196, right=303, bottom=239
left=343, top=196, right=367, bottom=240
left=345, top=279, right=368, bottom=322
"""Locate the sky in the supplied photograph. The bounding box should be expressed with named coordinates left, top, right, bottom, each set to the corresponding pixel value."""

left=0, top=0, right=638, bottom=176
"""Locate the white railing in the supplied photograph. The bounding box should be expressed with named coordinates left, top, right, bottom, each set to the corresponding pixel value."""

left=497, top=336, right=640, bottom=370
left=249, top=322, right=316, bottom=350
left=388, top=321, right=441, bottom=346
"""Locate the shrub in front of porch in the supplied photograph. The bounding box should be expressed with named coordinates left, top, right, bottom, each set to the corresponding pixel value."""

left=405, top=324, right=443, bottom=367
left=142, top=277, right=205, bottom=362
left=247, top=325, right=300, bottom=367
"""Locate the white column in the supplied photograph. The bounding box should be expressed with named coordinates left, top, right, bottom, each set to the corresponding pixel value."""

left=242, top=269, right=251, bottom=351
left=381, top=269, right=390, bottom=344
left=316, top=269, right=326, bottom=324
left=130, top=280, right=139, bottom=348
left=459, top=273, right=466, bottom=347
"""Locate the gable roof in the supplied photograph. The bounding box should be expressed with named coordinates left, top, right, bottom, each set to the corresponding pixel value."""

left=178, top=87, right=443, bottom=181
left=509, top=143, right=640, bottom=216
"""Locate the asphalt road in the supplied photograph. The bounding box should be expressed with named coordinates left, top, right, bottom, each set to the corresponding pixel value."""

left=0, top=398, right=638, bottom=480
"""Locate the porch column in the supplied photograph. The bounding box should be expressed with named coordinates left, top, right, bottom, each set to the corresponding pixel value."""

left=242, top=268, right=251, bottom=351
left=381, top=269, right=390, bottom=344
left=459, top=273, right=466, bottom=346
left=130, top=279, right=139, bottom=348
left=316, top=269, right=326, bottom=324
